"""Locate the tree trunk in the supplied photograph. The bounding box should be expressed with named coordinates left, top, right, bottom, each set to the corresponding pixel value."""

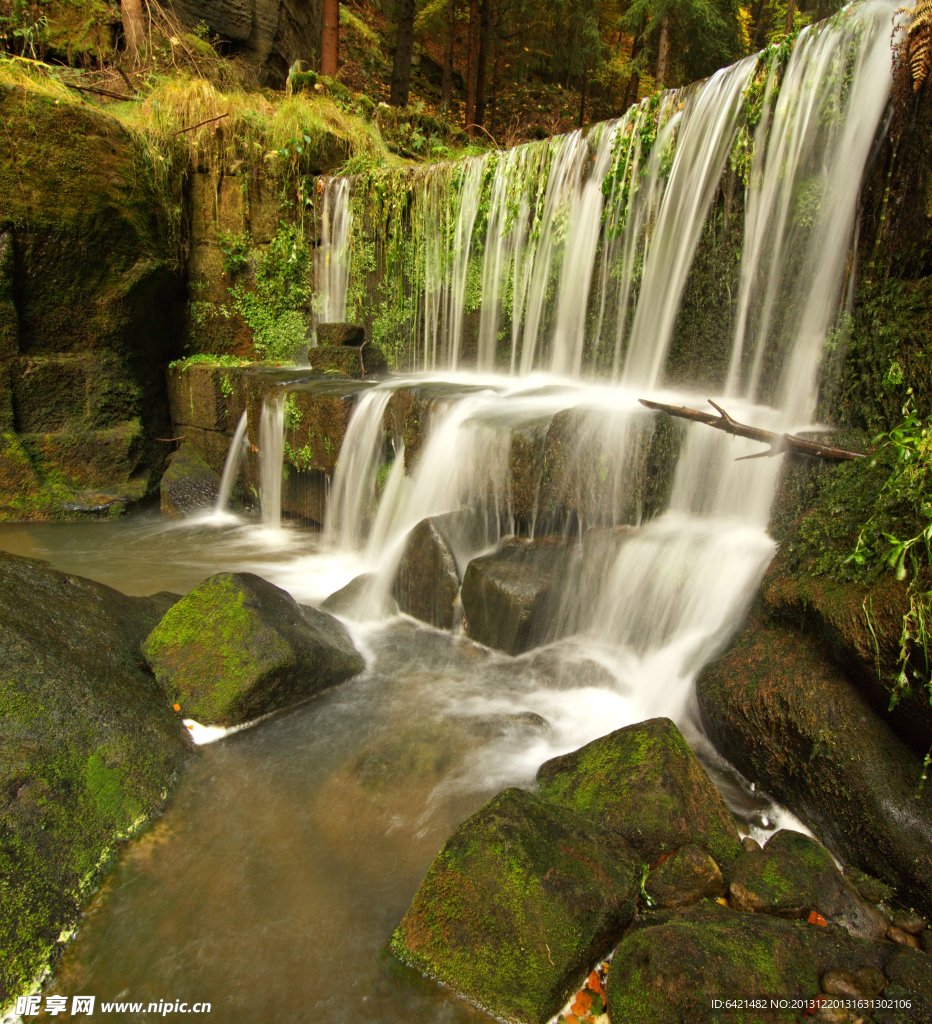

left=624, top=19, right=647, bottom=109
left=465, top=0, right=479, bottom=134
left=654, top=13, right=670, bottom=91
left=750, top=0, right=768, bottom=51
left=474, top=0, right=490, bottom=128
left=120, top=0, right=145, bottom=63
left=321, top=0, right=339, bottom=77
left=785, top=0, right=797, bottom=34
left=489, top=37, right=500, bottom=137
left=578, top=75, right=587, bottom=127
left=440, top=0, right=455, bottom=109
left=390, top=0, right=417, bottom=106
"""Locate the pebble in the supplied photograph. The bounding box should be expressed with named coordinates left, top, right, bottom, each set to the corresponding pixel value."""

left=886, top=924, right=920, bottom=947
left=892, top=910, right=926, bottom=935
left=853, top=967, right=887, bottom=996
left=822, top=970, right=865, bottom=998
left=741, top=836, right=762, bottom=853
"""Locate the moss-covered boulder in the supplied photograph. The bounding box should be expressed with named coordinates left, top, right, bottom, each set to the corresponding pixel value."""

left=461, top=537, right=575, bottom=655
left=316, top=322, right=366, bottom=346
left=644, top=843, right=725, bottom=909
left=160, top=443, right=222, bottom=517
left=728, top=830, right=887, bottom=940
left=0, top=552, right=192, bottom=1011
left=605, top=900, right=928, bottom=1024
left=536, top=717, right=742, bottom=868
left=141, top=572, right=365, bottom=726
left=390, top=787, right=641, bottom=1024
left=696, top=616, right=932, bottom=917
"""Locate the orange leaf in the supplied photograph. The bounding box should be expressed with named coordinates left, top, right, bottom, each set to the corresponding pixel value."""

left=587, top=970, right=603, bottom=994
left=172, top=703, right=181, bottom=711
left=807, top=910, right=827, bottom=927
left=571, top=992, right=592, bottom=1016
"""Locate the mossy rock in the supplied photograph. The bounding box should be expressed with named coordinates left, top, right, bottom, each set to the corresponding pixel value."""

left=141, top=572, right=365, bottom=726
left=390, top=787, right=641, bottom=1024
left=697, top=615, right=932, bottom=918
left=0, top=553, right=191, bottom=1011
left=728, top=830, right=886, bottom=940
left=160, top=443, right=222, bottom=517
left=535, top=717, right=742, bottom=868
left=644, top=843, right=725, bottom=909
left=307, top=344, right=388, bottom=378
left=605, top=900, right=914, bottom=1024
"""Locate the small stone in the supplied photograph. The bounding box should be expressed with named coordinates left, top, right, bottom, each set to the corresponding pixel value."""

left=892, top=911, right=927, bottom=935
left=728, top=879, right=765, bottom=913
left=822, top=970, right=866, bottom=998
left=742, top=836, right=762, bottom=853
left=853, top=967, right=887, bottom=996
left=887, top=924, right=912, bottom=946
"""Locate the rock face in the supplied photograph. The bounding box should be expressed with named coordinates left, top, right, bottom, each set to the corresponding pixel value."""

left=141, top=572, right=365, bottom=725
left=0, top=553, right=192, bottom=1009
left=728, top=830, right=887, bottom=940
left=393, top=511, right=486, bottom=629
left=605, top=901, right=932, bottom=1024
left=0, top=87, right=184, bottom=520
left=307, top=344, right=389, bottom=377
left=316, top=323, right=366, bottom=346
left=536, top=717, right=743, bottom=869
left=697, top=615, right=932, bottom=917
left=461, top=538, right=575, bottom=655
left=390, top=787, right=641, bottom=1024
left=167, top=0, right=323, bottom=88
left=160, top=443, right=222, bottom=516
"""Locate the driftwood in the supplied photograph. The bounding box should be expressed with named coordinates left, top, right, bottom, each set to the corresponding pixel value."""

left=638, top=398, right=866, bottom=462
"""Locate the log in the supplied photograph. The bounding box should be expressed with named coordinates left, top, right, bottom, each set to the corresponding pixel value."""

left=638, top=399, right=866, bottom=462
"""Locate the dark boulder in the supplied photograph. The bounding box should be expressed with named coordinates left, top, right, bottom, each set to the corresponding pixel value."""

left=0, top=553, right=192, bottom=1008
left=393, top=510, right=486, bottom=629
left=141, top=572, right=365, bottom=726
left=390, top=787, right=641, bottom=1024
left=461, top=537, right=575, bottom=655
left=728, top=830, right=887, bottom=940
left=697, top=616, right=932, bottom=917
left=536, top=717, right=743, bottom=869
left=320, top=572, right=398, bottom=618
left=160, top=443, right=222, bottom=516
left=605, top=900, right=931, bottom=1024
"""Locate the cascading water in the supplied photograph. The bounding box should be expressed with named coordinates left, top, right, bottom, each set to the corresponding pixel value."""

left=314, top=176, right=352, bottom=325
left=214, top=411, right=249, bottom=515
left=24, top=5, right=904, bottom=1022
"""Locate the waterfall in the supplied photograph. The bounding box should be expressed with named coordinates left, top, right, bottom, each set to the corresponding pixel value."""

left=315, top=177, right=352, bottom=326
left=259, top=394, right=286, bottom=529
left=214, top=411, right=249, bottom=514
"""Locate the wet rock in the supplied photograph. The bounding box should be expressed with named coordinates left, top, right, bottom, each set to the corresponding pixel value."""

left=320, top=572, right=398, bottom=618
left=464, top=711, right=551, bottom=742
left=605, top=901, right=907, bottom=1024
left=742, top=836, right=763, bottom=853
left=728, top=830, right=888, bottom=940
left=887, top=925, right=920, bottom=948
left=845, top=866, right=895, bottom=905
left=879, top=946, right=932, bottom=1022
left=697, top=616, right=932, bottom=918
left=316, top=322, right=365, bottom=347
left=822, top=968, right=883, bottom=998
left=644, top=844, right=725, bottom=908
left=392, top=511, right=484, bottom=629
left=526, top=646, right=619, bottom=690
left=142, top=572, right=365, bottom=726
left=461, top=537, right=575, bottom=655
left=160, top=443, right=222, bottom=517
left=893, top=911, right=927, bottom=935
left=307, top=344, right=388, bottom=378
left=535, top=717, right=743, bottom=868
left=390, top=787, right=641, bottom=1024
left=0, top=553, right=192, bottom=1007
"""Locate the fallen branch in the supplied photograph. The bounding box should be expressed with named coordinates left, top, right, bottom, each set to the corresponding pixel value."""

left=638, top=399, right=866, bottom=461
left=173, top=112, right=229, bottom=135
left=65, top=83, right=132, bottom=100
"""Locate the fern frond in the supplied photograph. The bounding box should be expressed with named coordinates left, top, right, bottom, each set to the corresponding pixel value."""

left=899, top=0, right=932, bottom=91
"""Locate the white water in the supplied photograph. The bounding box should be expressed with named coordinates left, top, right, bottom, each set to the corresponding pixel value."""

left=214, top=411, right=249, bottom=514
left=314, top=176, right=352, bottom=326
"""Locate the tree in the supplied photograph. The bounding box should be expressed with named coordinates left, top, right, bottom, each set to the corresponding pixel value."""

left=441, top=0, right=456, bottom=109
left=321, top=0, right=339, bottom=77
left=390, top=0, right=418, bottom=105
left=465, top=0, right=480, bottom=133
left=120, top=0, right=145, bottom=63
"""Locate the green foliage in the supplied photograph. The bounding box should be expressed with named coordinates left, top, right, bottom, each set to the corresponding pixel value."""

left=169, top=353, right=248, bottom=370
left=218, top=229, right=251, bottom=275
left=229, top=223, right=311, bottom=363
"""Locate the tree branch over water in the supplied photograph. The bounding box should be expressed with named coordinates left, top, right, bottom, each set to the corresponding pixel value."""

left=638, top=399, right=867, bottom=461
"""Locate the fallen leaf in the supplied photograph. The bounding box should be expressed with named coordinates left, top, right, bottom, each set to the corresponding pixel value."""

left=807, top=911, right=827, bottom=927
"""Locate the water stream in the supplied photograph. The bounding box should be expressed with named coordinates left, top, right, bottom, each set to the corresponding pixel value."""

left=1, top=4, right=902, bottom=1021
